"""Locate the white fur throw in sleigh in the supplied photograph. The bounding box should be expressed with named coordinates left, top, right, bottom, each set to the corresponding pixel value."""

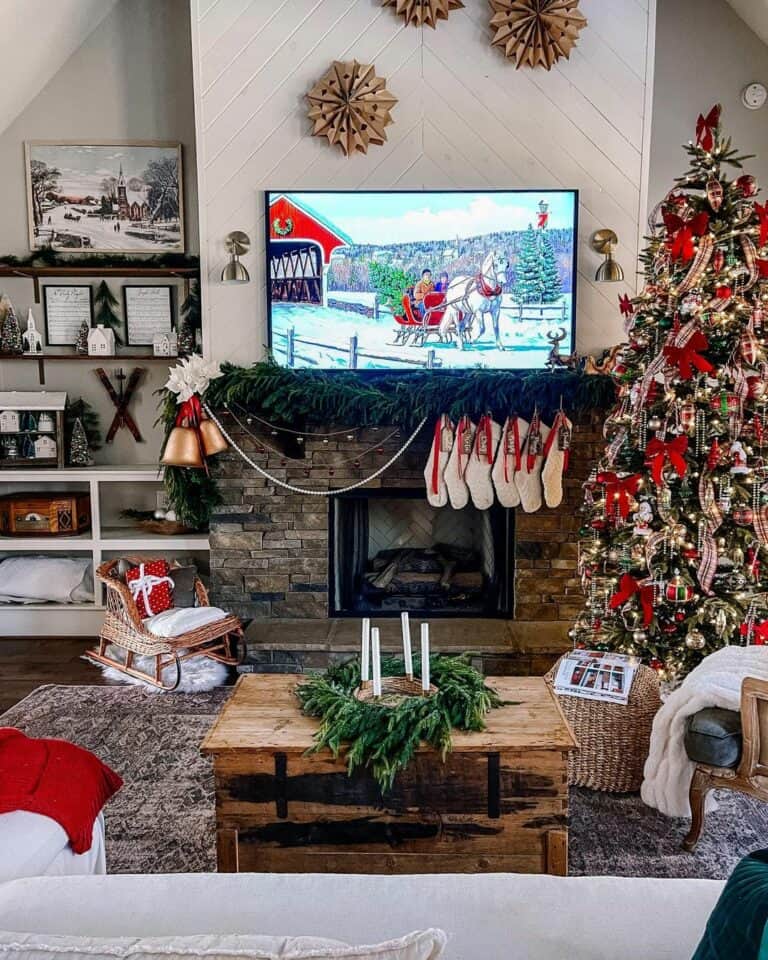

left=641, top=645, right=768, bottom=817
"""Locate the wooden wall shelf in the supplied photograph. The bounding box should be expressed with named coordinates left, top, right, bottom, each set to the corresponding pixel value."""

left=0, top=263, right=199, bottom=304
left=0, top=352, right=178, bottom=384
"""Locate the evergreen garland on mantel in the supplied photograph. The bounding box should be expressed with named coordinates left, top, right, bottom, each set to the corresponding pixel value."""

left=296, top=654, right=504, bottom=792
left=158, top=360, right=616, bottom=528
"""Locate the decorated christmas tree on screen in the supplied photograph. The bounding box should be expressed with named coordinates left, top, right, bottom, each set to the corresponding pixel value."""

left=573, top=105, right=768, bottom=680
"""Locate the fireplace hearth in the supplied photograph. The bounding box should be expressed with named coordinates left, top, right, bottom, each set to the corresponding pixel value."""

left=330, top=488, right=513, bottom=617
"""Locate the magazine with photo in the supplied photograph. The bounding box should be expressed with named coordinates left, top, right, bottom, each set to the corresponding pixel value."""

left=553, top=650, right=639, bottom=705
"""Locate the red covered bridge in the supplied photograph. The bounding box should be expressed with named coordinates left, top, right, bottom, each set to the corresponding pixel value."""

left=268, top=194, right=352, bottom=304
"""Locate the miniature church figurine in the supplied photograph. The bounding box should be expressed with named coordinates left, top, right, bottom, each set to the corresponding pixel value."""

left=22, top=309, right=43, bottom=355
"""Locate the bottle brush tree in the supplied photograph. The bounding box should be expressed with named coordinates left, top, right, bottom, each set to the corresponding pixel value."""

left=572, top=104, right=768, bottom=681
left=93, top=280, right=123, bottom=344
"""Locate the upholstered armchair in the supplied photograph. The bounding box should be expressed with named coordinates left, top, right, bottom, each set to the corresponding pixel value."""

left=683, top=677, right=768, bottom=851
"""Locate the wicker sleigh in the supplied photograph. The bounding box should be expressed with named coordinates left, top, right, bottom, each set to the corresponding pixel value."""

left=545, top=655, right=661, bottom=793
left=88, top=557, right=244, bottom=692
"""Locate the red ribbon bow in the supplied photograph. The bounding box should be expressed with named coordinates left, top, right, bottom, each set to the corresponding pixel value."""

left=537, top=211, right=549, bottom=229
left=662, top=211, right=710, bottom=263
left=645, top=435, right=688, bottom=486
left=663, top=330, right=713, bottom=379
left=755, top=202, right=768, bottom=249
left=610, top=574, right=656, bottom=627
left=758, top=259, right=768, bottom=279
left=696, top=105, right=720, bottom=152
left=618, top=294, right=634, bottom=318
left=598, top=471, right=641, bottom=520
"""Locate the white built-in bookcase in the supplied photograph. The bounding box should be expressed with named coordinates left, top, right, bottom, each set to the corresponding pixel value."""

left=0, top=467, right=209, bottom=637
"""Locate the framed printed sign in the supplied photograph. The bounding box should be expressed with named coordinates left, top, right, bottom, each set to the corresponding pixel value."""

left=123, top=285, right=174, bottom=346
left=25, top=141, right=184, bottom=254
left=43, top=285, right=93, bottom=346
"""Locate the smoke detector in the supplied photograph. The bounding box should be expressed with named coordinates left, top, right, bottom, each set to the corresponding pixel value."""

left=742, top=82, right=767, bottom=110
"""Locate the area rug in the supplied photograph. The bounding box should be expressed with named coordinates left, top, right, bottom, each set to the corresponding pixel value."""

left=2, top=684, right=767, bottom=878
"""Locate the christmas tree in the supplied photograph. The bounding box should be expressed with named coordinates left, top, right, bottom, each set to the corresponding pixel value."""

left=0, top=298, right=23, bottom=355
left=178, top=279, right=201, bottom=355
left=539, top=231, right=562, bottom=302
left=68, top=418, right=90, bottom=466
left=513, top=224, right=543, bottom=304
left=93, top=280, right=123, bottom=344
left=75, top=319, right=90, bottom=355
left=572, top=105, right=768, bottom=681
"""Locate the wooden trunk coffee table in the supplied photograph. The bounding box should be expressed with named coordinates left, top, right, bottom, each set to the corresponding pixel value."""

left=201, top=674, right=577, bottom=876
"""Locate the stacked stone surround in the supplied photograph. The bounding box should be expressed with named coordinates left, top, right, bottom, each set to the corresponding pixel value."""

left=208, top=412, right=604, bottom=640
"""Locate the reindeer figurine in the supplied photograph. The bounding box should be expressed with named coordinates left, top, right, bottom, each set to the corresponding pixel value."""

left=546, top=328, right=579, bottom=370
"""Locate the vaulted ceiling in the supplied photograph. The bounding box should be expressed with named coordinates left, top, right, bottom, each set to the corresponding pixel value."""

left=0, top=0, right=119, bottom=136
left=725, top=0, right=768, bottom=46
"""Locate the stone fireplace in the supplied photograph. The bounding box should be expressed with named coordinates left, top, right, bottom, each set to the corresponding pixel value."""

left=208, top=414, right=601, bottom=671
left=329, top=488, right=514, bottom=617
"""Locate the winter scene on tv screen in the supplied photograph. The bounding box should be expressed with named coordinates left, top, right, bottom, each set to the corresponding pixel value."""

left=267, top=190, right=577, bottom=371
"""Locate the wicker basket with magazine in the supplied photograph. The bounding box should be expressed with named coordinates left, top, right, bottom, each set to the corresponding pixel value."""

left=545, top=654, right=662, bottom=792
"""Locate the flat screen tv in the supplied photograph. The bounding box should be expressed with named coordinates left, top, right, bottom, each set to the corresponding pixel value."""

left=266, top=189, right=577, bottom=371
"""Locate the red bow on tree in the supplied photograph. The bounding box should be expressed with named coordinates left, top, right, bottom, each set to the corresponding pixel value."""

left=662, top=211, right=710, bottom=263
left=696, top=104, right=721, bottom=152
left=758, top=259, right=768, bottom=279
left=663, top=330, right=713, bottom=379
left=755, top=202, right=768, bottom=249
left=618, top=294, right=634, bottom=318
left=609, top=574, right=656, bottom=627
left=645, top=435, right=688, bottom=486
left=597, top=471, right=641, bottom=520
left=537, top=211, right=549, bottom=229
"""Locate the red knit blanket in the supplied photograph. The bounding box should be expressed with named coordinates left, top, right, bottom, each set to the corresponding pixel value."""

left=0, top=728, right=122, bottom=853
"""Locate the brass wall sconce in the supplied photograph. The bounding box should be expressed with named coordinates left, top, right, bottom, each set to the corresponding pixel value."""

left=221, top=231, right=251, bottom=283
left=590, top=229, right=624, bottom=282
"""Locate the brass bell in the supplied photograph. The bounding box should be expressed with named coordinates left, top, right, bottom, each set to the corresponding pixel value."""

left=161, top=424, right=204, bottom=468
left=199, top=417, right=228, bottom=457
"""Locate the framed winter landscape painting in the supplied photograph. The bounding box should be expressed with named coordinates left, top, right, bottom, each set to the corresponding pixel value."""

left=25, top=141, right=184, bottom=254
left=266, top=189, right=578, bottom=371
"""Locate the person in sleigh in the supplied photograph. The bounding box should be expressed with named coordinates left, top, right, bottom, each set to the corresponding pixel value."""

left=413, top=269, right=435, bottom=317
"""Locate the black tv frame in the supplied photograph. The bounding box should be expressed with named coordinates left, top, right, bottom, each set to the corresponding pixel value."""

left=264, top=188, right=579, bottom=374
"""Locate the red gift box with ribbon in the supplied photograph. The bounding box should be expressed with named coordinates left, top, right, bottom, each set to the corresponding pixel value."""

left=125, top=560, right=175, bottom=619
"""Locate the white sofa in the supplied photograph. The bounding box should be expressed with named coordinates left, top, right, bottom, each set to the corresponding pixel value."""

left=0, top=812, right=105, bottom=883
left=0, top=872, right=722, bottom=960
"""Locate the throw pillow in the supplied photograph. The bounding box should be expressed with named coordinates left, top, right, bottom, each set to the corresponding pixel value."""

left=692, top=848, right=768, bottom=959
left=125, top=560, right=174, bottom=618
left=0, top=929, right=447, bottom=960
left=169, top=565, right=197, bottom=607
left=0, top=728, right=122, bottom=854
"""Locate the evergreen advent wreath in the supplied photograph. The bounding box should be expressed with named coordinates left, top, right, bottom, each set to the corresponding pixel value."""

left=296, top=655, right=503, bottom=791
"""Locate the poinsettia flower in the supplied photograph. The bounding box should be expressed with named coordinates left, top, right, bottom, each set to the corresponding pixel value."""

left=165, top=354, right=223, bottom=403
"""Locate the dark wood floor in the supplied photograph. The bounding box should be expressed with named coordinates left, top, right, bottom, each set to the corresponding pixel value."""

left=0, top=638, right=115, bottom=714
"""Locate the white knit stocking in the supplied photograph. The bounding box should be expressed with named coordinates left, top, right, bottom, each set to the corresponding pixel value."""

left=542, top=411, right=573, bottom=509
left=492, top=416, right=528, bottom=508
left=466, top=415, right=502, bottom=510
left=445, top=416, right=475, bottom=510
left=423, top=414, right=453, bottom=507
left=515, top=415, right=550, bottom=514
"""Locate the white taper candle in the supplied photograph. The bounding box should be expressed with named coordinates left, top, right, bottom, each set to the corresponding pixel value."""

left=401, top=612, right=413, bottom=678
left=361, top=618, right=371, bottom=682
left=421, top=622, right=430, bottom=692
left=371, top=626, right=382, bottom=697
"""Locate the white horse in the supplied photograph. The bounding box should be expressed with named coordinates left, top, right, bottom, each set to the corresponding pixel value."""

left=438, top=250, right=509, bottom=350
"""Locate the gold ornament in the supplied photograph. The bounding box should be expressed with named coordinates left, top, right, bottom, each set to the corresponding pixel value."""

left=488, top=0, right=587, bottom=69
left=382, top=0, right=464, bottom=27
left=199, top=417, right=229, bottom=457
left=306, top=60, right=397, bottom=156
left=161, top=424, right=204, bottom=469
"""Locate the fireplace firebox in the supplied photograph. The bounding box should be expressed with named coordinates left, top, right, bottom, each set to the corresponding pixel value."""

left=329, top=488, right=514, bottom=618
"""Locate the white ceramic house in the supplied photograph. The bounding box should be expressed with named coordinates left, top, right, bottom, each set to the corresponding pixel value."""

left=22, top=309, right=43, bottom=355
left=0, top=410, right=20, bottom=433
left=87, top=324, right=116, bottom=356
left=34, top=435, right=57, bottom=459
left=153, top=331, right=178, bottom=357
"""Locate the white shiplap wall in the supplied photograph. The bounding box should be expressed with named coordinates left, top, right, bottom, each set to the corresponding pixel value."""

left=191, top=0, right=656, bottom=363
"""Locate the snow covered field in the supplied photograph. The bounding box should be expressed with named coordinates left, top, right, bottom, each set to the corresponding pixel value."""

left=33, top=203, right=181, bottom=252
left=271, top=294, right=573, bottom=371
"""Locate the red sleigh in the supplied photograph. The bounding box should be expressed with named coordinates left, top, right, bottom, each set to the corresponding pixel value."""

left=392, top=291, right=457, bottom=346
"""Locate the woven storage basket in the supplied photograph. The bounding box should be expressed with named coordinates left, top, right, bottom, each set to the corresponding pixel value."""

left=545, top=655, right=662, bottom=793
